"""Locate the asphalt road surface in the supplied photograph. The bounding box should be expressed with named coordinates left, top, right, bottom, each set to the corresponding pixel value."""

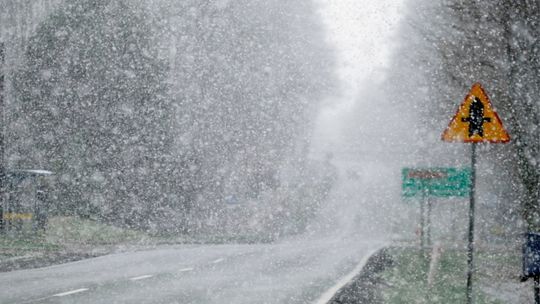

left=1, top=234, right=383, bottom=304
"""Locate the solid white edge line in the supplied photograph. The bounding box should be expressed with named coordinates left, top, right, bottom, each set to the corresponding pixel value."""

left=53, top=288, right=89, bottom=297
left=179, top=267, right=194, bottom=272
left=129, top=274, right=154, bottom=281
left=313, top=245, right=386, bottom=304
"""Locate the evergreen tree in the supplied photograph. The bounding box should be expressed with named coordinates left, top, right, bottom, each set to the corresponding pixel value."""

left=10, top=0, right=336, bottom=236
left=12, top=0, right=177, bottom=228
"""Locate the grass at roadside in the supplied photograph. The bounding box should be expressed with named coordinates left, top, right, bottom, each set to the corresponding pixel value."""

left=0, top=216, right=155, bottom=270
left=0, top=236, right=61, bottom=259
left=45, top=216, right=150, bottom=246
left=0, top=216, right=274, bottom=272
left=1, top=216, right=273, bottom=263
left=380, top=247, right=519, bottom=303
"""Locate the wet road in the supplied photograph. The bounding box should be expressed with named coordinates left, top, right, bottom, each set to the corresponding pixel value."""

left=1, top=235, right=383, bottom=304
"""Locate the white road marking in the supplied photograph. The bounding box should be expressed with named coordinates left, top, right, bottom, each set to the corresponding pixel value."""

left=129, top=274, right=154, bottom=281
left=313, top=245, right=386, bottom=304
left=211, top=258, right=224, bottom=264
left=53, top=288, right=89, bottom=297
left=179, top=267, right=194, bottom=272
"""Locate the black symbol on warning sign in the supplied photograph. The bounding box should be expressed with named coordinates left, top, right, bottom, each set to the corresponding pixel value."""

left=461, top=96, right=491, bottom=137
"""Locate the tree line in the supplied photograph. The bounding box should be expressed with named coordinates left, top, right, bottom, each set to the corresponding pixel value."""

left=386, top=0, right=539, bottom=234
left=3, top=0, right=337, bottom=238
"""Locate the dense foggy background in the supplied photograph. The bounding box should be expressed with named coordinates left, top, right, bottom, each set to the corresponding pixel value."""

left=1, top=0, right=339, bottom=240
left=1, top=0, right=539, bottom=246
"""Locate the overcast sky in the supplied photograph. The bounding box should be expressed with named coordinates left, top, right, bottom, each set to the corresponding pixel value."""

left=312, top=0, right=405, bottom=156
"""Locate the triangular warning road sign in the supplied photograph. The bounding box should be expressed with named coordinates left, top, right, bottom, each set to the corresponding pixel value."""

left=442, top=83, right=510, bottom=143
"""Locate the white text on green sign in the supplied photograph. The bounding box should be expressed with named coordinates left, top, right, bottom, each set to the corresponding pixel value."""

left=402, top=167, right=471, bottom=198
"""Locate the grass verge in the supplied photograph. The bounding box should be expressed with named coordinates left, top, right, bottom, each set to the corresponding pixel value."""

left=381, top=247, right=522, bottom=304
left=45, top=216, right=150, bottom=246
left=0, top=216, right=156, bottom=271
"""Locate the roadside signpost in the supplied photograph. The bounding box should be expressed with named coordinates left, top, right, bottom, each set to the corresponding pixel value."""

left=441, top=83, right=509, bottom=304
left=402, top=167, right=471, bottom=198
left=402, top=167, right=471, bottom=247
left=0, top=42, right=5, bottom=233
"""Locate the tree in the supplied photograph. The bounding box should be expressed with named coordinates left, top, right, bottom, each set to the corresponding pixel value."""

left=501, top=1, right=540, bottom=231
left=384, top=0, right=540, bottom=233
left=154, top=0, right=336, bottom=234
left=10, top=0, right=336, bottom=236
left=12, top=0, right=179, bottom=229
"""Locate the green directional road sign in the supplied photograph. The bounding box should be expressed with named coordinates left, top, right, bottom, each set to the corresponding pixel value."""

left=402, top=167, right=471, bottom=198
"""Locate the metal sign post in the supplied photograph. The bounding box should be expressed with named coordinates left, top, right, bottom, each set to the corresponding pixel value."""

left=402, top=167, right=471, bottom=248
left=420, top=186, right=426, bottom=247
left=0, top=42, right=5, bottom=234
left=465, top=143, right=477, bottom=303
left=426, top=194, right=432, bottom=247
left=442, top=83, right=510, bottom=304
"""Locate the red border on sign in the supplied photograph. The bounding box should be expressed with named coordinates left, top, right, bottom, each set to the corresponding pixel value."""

left=441, top=82, right=510, bottom=143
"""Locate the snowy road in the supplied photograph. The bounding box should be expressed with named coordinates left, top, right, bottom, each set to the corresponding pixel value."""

left=1, top=235, right=383, bottom=304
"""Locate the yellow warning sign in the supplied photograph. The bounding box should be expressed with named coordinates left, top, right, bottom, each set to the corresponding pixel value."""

left=442, top=83, right=510, bottom=143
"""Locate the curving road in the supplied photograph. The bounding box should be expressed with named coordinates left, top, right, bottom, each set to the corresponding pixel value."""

left=1, top=158, right=393, bottom=304
left=1, top=234, right=383, bottom=304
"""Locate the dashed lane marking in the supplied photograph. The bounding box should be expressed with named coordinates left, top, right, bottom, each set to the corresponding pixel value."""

left=179, top=267, right=194, bottom=272
left=52, top=288, right=89, bottom=297
left=129, top=275, right=154, bottom=281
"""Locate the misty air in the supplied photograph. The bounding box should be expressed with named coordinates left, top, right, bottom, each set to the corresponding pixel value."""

left=0, top=0, right=539, bottom=303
